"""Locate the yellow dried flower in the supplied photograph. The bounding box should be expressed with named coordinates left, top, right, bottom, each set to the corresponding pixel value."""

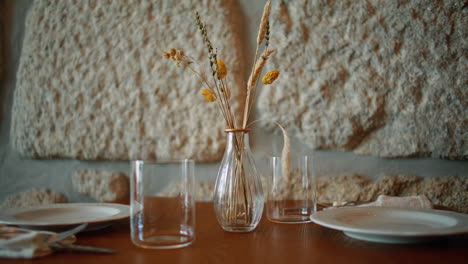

left=201, top=88, right=217, bottom=102
left=162, top=52, right=170, bottom=59
left=162, top=48, right=192, bottom=67
left=217, top=59, right=227, bottom=79
left=262, top=70, right=280, bottom=85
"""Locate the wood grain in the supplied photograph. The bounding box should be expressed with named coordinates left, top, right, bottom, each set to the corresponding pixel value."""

left=3, top=202, right=468, bottom=264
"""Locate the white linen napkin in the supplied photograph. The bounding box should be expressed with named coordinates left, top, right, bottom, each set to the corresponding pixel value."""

left=0, top=227, right=76, bottom=259
left=331, top=195, right=432, bottom=209
left=358, top=195, right=432, bottom=209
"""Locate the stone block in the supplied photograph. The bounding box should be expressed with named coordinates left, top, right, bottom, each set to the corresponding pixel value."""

left=258, top=0, right=467, bottom=159
left=164, top=174, right=467, bottom=213
left=0, top=188, right=67, bottom=209
left=72, top=169, right=129, bottom=202
left=11, top=0, right=245, bottom=161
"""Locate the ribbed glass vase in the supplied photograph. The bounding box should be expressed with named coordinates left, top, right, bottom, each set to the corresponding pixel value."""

left=213, top=129, right=264, bottom=232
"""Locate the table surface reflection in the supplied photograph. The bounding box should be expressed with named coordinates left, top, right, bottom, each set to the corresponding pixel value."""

left=4, top=202, right=468, bottom=264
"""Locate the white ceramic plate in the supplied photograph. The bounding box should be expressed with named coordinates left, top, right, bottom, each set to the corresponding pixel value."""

left=311, top=207, right=468, bottom=244
left=0, top=203, right=130, bottom=231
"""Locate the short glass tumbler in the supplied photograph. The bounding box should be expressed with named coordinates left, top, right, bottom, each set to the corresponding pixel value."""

left=130, top=160, right=195, bottom=249
left=266, top=156, right=316, bottom=224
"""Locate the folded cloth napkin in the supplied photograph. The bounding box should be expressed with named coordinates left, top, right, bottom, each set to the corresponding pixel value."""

left=0, top=227, right=76, bottom=259
left=359, top=195, right=432, bottom=209
left=332, top=195, right=432, bottom=209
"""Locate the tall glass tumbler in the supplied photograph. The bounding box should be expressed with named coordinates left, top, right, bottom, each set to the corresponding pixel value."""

left=130, top=160, right=195, bottom=249
left=266, top=156, right=316, bottom=224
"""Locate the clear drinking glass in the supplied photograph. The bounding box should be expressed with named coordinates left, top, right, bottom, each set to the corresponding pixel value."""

left=130, top=160, right=195, bottom=249
left=266, top=155, right=316, bottom=223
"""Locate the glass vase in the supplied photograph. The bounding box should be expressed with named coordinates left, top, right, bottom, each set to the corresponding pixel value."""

left=213, top=129, right=264, bottom=232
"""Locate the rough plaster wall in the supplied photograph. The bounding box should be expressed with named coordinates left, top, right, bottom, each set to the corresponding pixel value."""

left=0, top=188, right=67, bottom=209
left=1, top=0, right=467, bottom=207
left=159, top=174, right=468, bottom=213
left=11, top=0, right=245, bottom=161
left=258, top=0, right=467, bottom=159
left=72, top=169, right=129, bottom=202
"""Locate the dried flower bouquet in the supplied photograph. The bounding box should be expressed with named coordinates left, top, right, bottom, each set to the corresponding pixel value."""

left=162, top=0, right=279, bottom=130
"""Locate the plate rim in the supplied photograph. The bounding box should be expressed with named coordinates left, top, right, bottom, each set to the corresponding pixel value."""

left=0, top=203, right=130, bottom=227
left=310, top=206, right=468, bottom=238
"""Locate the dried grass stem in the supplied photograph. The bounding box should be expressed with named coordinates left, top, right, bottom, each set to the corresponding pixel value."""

left=256, top=0, right=271, bottom=46
left=242, top=49, right=275, bottom=128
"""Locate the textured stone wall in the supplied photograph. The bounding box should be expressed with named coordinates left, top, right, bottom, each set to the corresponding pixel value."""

left=3, top=174, right=466, bottom=213
left=9, top=0, right=468, bottom=161
left=258, top=0, right=467, bottom=159
left=0, top=189, right=67, bottom=209
left=11, top=0, right=244, bottom=161
left=160, top=174, right=468, bottom=213
left=72, top=170, right=129, bottom=202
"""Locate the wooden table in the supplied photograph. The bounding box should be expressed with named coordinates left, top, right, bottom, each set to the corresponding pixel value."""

left=3, top=202, right=468, bottom=264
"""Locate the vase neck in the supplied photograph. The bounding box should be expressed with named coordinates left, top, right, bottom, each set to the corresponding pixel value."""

left=225, top=131, right=250, bottom=151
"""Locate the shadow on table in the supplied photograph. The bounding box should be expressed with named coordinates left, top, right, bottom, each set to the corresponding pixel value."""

left=332, top=231, right=468, bottom=250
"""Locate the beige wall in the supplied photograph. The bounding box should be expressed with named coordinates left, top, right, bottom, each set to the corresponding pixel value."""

left=0, top=0, right=466, bottom=203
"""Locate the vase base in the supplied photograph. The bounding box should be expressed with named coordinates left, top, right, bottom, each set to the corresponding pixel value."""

left=221, top=226, right=257, bottom=233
